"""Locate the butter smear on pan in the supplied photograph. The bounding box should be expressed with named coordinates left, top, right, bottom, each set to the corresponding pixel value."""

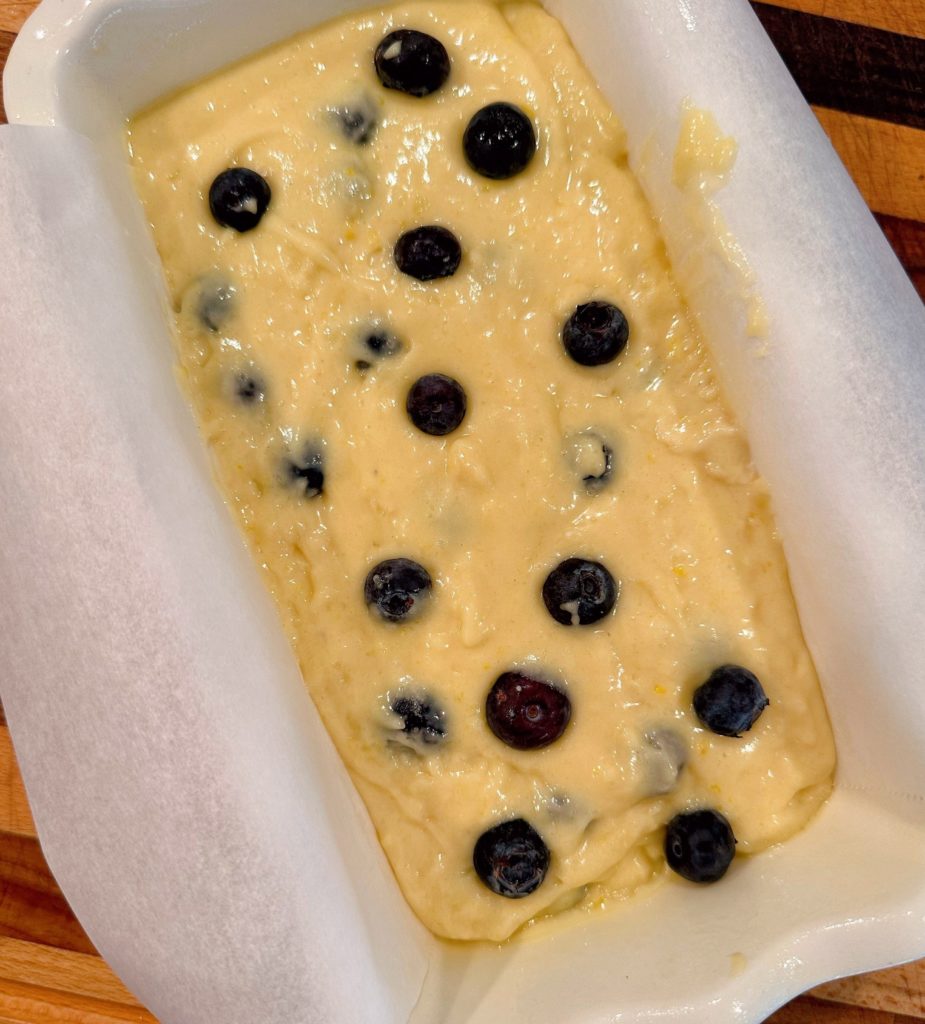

left=127, top=0, right=836, bottom=943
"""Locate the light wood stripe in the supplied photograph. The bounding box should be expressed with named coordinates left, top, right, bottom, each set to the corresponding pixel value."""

left=0, top=941, right=142, bottom=1010
left=0, top=4, right=30, bottom=36
left=758, top=0, right=925, bottom=39
left=813, top=963, right=925, bottom=1019
left=0, top=977, right=155, bottom=1024
left=812, top=106, right=925, bottom=222
left=0, top=728, right=36, bottom=839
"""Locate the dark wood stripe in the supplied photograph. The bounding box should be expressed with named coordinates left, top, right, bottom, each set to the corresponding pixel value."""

left=0, top=833, right=96, bottom=956
left=0, top=29, right=13, bottom=126
left=876, top=212, right=925, bottom=300
left=751, top=3, right=925, bottom=130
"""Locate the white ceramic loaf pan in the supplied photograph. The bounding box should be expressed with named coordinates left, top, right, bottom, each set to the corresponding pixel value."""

left=3, top=2, right=925, bottom=1023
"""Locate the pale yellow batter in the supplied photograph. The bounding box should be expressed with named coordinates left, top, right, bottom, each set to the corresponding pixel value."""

left=127, top=0, right=836, bottom=942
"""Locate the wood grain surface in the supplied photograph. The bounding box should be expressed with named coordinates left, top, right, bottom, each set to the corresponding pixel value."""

left=0, top=1, right=923, bottom=1022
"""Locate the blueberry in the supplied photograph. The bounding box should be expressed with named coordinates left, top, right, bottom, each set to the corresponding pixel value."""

left=644, top=728, right=687, bottom=795
left=665, top=809, right=736, bottom=883
left=542, top=558, right=618, bottom=626
left=486, top=672, right=571, bottom=750
left=473, top=819, right=550, bottom=898
left=356, top=329, right=402, bottom=373
left=209, top=168, right=271, bottom=233
left=364, top=330, right=402, bottom=357
left=336, top=102, right=378, bottom=145
left=463, top=102, right=537, bottom=180
left=407, top=374, right=467, bottom=436
left=197, top=278, right=236, bottom=332
left=562, top=301, right=629, bottom=367
left=693, top=665, right=769, bottom=738
left=374, top=29, right=450, bottom=97
left=565, top=431, right=614, bottom=492
left=395, top=226, right=462, bottom=281
left=390, top=693, right=446, bottom=747
left=284, top=445, right=325, bottom=499
left=234, top=372, right=265, bottom=404
left=365, top=558, right=433, bottom=623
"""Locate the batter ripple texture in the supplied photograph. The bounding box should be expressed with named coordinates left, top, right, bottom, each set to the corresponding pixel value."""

left=128, top=0, right=836, bottom=943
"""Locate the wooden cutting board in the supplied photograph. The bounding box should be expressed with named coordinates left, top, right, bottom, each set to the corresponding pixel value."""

left=0, top=1, right=923, bottom=1021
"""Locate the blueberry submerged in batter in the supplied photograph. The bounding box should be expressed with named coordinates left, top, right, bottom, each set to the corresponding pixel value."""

left=463, top=102, right=537, bottom=180
left=284, top=444, right=325, bottom=499
left=474, top=819, right=550, bottom=898
left=693, top=665, right=769, bottom=737
left=234, top=371, right=266, bottom=405
left=665, top=809, right=736, bottom=883
left=563, top=301, right=630, bottom=366
left=407, top=374, right=467, bottom=436
left=486, top=672, right=571, bottom=750
left=196, top=277, right=237, bottom=332
left=374, top=29, right=451, bottom=97
left=389, top=692, right=447, bottom=748
left=365, top=558, right=433, bottom=623
left=395, top=226, right=462, bottom=281
left=643, top=728, right=687, bottom=795
left=565, top=431, right=614, bottom=492
left=209, top=168, right=271, bottom=233
left=542, top=558, right=618, bottom=626
left=356, top=328, right=403, bottom=373
left=335, top=99, right=378, bottom=145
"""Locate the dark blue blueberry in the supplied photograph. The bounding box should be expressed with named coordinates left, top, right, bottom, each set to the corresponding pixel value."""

left=407, top=374, right=467, bottom=436
left=197, top=278, right=236, bottom=332
left=395, top=226, right=462, bottom=281
left=365, top=557, right=432, bottom=622
left=390, top=693, right=446, bottom=746
left=542, top=558, right=618, bottom=626
left=208, top=168, right=271, bottom=233
left=374, top=29, right=450, bottom=97
left=463, top=102, right=537, bottom=180
left=665, top=809, right=736, bottom=883
left=565, top=431, right=614, bottom=492
left=336, top=102, right=378, bottom=145
left=486, top=672, right=571, bottom=750
left=234, top=372, right=265, bottom=404
left=562, top=301, right=630, bottom=367
left=473, top=819, right=550, bottom=898
left=693, top=665, right=769, bottom=737
left=284, top=445, right=325, bottom=499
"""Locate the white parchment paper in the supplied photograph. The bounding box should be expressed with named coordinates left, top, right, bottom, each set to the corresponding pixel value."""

left=0, top=126, right=431, bottom=1024
left=1, top=2, right=925, bottom=1023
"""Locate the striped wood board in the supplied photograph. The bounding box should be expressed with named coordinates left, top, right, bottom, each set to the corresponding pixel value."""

left=0, top=0, right=923, bottom=1020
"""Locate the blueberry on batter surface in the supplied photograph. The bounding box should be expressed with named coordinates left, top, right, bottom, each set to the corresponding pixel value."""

left=406, top=373, right=467, bottom=436
left=365, top=558, right=433, bottom=623
left=694, top=666, right=769, bottom=737
left=374, top=29, right=451, bottom=97
left=208, top=168, right=271, bottom=233
left=395, top=226, right=462, bottom=281
left=463, top=102, right=537, bottom=180
left=486, top=672, right=571, bottom=750
left=562, top=301, right=629, bottom=366
left=665, top=810, right=736, bottom=883
left=473, top=819, right=550, bottom=898
left=543, top=558, right=618, bottom=626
